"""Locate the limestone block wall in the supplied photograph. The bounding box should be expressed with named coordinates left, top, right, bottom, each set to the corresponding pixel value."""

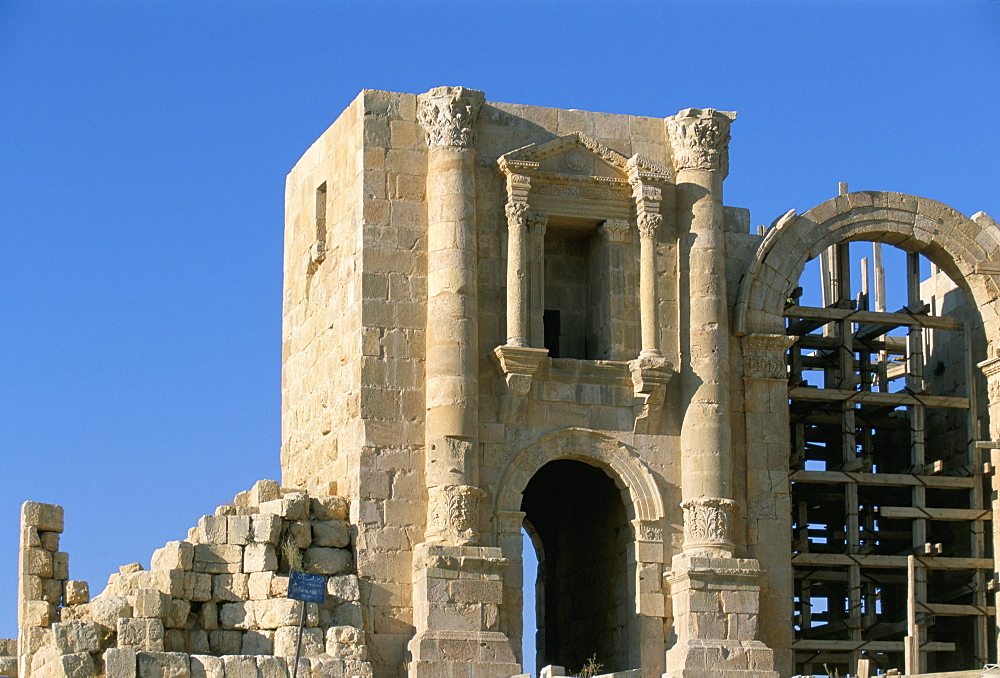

left=14, top=481, right=371, bottom=678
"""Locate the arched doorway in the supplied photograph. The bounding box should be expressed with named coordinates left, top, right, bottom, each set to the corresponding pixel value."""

left=494, top=427, right=669, bottom=677
left=521, top=459, right=632, bottom=673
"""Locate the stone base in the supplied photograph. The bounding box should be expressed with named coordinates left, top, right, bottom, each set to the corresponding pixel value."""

left=407, top=543, right=520, bottom=678
left=663, top=554, right=778, bottom=678
left=664, top=638, right=778, bottom=678
left=408, top=630, right=521, bottom=678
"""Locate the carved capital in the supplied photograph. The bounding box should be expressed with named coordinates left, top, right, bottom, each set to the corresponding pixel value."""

left=418, top=86, right=485, bottom=150
left=667, top=108, right=737, bottom=176
left=681, top=497, right=737, bottom=555
left=742, top=333, right=795, bottom=380
left=427, top=484, right=485, bottom=545
left=637, top=212, right=662, bottom=239
left=526, top=212, right=548, bottom=236
left=599, top=219, right=632, bottom=244
left=504, top=201, right=529, bottom=227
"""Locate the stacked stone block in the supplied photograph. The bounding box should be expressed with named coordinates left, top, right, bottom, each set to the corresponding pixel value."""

left=16, top=481, right=372, bottom=677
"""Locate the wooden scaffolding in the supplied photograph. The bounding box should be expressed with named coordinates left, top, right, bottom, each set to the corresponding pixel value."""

left=786, top=241, right=995, bottom=676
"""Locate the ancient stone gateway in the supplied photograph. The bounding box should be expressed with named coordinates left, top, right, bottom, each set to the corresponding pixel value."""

left=7, top=87, right=1000, bottom=678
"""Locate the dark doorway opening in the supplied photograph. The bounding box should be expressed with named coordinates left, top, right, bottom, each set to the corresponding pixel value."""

left=521, top=459, right=632, bottom=674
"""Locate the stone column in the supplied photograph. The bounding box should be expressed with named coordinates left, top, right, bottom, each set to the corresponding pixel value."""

left=505, top=201, right=529, bottom=348
left=410, top=86, right=519, bottom=678
left=663, top=108, right=777, bottom=678
left=627, top=162, right=669, bottom=359
left=528, top=212, right=548, bottom=349
left=418, top=85, right=485, bottom=546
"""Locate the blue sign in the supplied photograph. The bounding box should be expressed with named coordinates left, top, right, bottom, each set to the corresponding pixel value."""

left=288, top=570, right=327, bottom=603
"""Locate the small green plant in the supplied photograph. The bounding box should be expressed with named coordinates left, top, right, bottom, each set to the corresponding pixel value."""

left=281, top=534, right=304, bottom=572
left=576, top=654, right=603, bottom=678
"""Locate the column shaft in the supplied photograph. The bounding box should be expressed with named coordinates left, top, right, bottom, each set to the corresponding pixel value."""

left=505, top=203, right=528, bottom=347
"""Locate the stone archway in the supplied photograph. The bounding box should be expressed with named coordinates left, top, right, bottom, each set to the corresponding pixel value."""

left=493, top=428, right=669, bottom=676
left=732, top=191, right=1000, bottom=673
left=734, top=192, right=1000, bottom=338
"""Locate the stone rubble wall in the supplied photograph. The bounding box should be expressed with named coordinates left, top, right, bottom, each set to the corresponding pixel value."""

left=15, top=480, right=372, bottom=678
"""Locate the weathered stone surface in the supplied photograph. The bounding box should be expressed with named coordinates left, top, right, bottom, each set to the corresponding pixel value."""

left=250, top=514, right=283, bottom=545
left=311, top=520, right=350, bottom=548
left=52, top=620, right=100, bottom=654
left=134, top=589, right=171, bottom=618
left=22, top=502, right=64, bottom=532
left=104, top=647, right=137, bottom=678
left=193, top=544, right=243, bottom=574
left=254, top=599, right=317, bottom=629
left=302, top=547, right=351, bottom=575
left=227, top=516, right=251, bottom=546
left=151, top=542, right=194, bottom=572
left=135, top=651, right=191, bottom=678
left=165, top=599, right=191, bottom=629
left=241, top=629, right=274, bottom=654
left=88, top=596, right=132, bottom=634
left=310, top=497, right=348, bottom=522
left=218, top=601, right=255, bottom=630
left=242, top=544, right=277, bottom=573
left=221, top=655, right=259, bottom=678
left=64, top=579, right=90, bottom=605
left=197, top=516, right=228, bottom=545
left=273, top=626, right=324, bottom=658
left=326, top=574, right=360, bottom=603
left=118, top=617, right=165, bottom=651
left=190, top=655, right=224, bottom=678
left=212, top=574, right=249, bottom=602
left=208, top=630, right=241, bottom=656
left=255, top=656, right=289, bottom=678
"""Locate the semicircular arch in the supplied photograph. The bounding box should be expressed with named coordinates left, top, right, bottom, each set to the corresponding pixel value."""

left=495, top=427, right=666, bottom=525
left=734, top=192, right=1000, bottom=339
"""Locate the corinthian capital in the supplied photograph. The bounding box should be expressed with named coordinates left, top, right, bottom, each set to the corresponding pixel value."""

left=667, top=108, right=737, bottom=176
left=418, top=86, right=485, bottom=150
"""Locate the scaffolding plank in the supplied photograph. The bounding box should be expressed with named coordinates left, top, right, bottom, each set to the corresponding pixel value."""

left=920, top=602, right=996, bottom=616
left=784, top=305, right=963, bottom=331
left=792, top=640, right=956, bottom=652
left=791, top=553, right=992, bottom=570
left=878, top=506, right=991, bottom=521
left=788, top=386, right=969, bottom=409
left=790, top=470, right=975, bottom=489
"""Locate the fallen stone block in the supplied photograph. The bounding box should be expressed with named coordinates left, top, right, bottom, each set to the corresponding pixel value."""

left=88, top=596, right=132, bottom=637
left=249, top=480, right=282, bottom=506
left=259, top=494, right=309, bottom=521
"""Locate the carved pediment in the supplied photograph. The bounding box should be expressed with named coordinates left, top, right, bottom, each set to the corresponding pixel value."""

left=500, top=132, right=670, bottom=183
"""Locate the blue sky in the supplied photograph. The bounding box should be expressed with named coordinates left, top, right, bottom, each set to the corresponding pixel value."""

left=1, top=1, right=997, bottom=667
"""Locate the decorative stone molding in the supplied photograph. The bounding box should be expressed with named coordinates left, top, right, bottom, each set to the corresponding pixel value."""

left=427, top=484, right=485, bottom=546
left=599, top=218, right=631, bottom=244
left=667, top=107, right=737, bottom=177
left=742, top=333, right=795, bottom=380
left=681, top=497, right=737, bottom=555
left=504, top=200, right=528, bottom=224
left=627, top=355, right=674, bottom=434
left=979, top=353, right=1000, bottom=405
left=417, top=86, right=485, bottom=150
left=636, top=212, right=662, bottom=240
left=493, top=345, right=549, bottom=395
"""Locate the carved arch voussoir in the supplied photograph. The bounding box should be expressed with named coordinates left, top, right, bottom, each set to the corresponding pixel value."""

left=495, top=427, right=666, bottom=528
left=734, top=191, right=1000, bottom=339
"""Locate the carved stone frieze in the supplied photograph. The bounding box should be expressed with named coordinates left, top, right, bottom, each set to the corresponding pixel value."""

left=599, top=218, right=631, bottom=244
left=667, top=107, right=737, bottom=177
left=427, top=484, right=485, bottom=545
left=417, top=86, right=485, bottom=150
left=742, top=333, right=795, bottom=380
left=681, top=497, right=737, bottom=554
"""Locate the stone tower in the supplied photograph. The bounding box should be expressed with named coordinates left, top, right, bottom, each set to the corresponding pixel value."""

left=280, top=87, right=1000, bottom=678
